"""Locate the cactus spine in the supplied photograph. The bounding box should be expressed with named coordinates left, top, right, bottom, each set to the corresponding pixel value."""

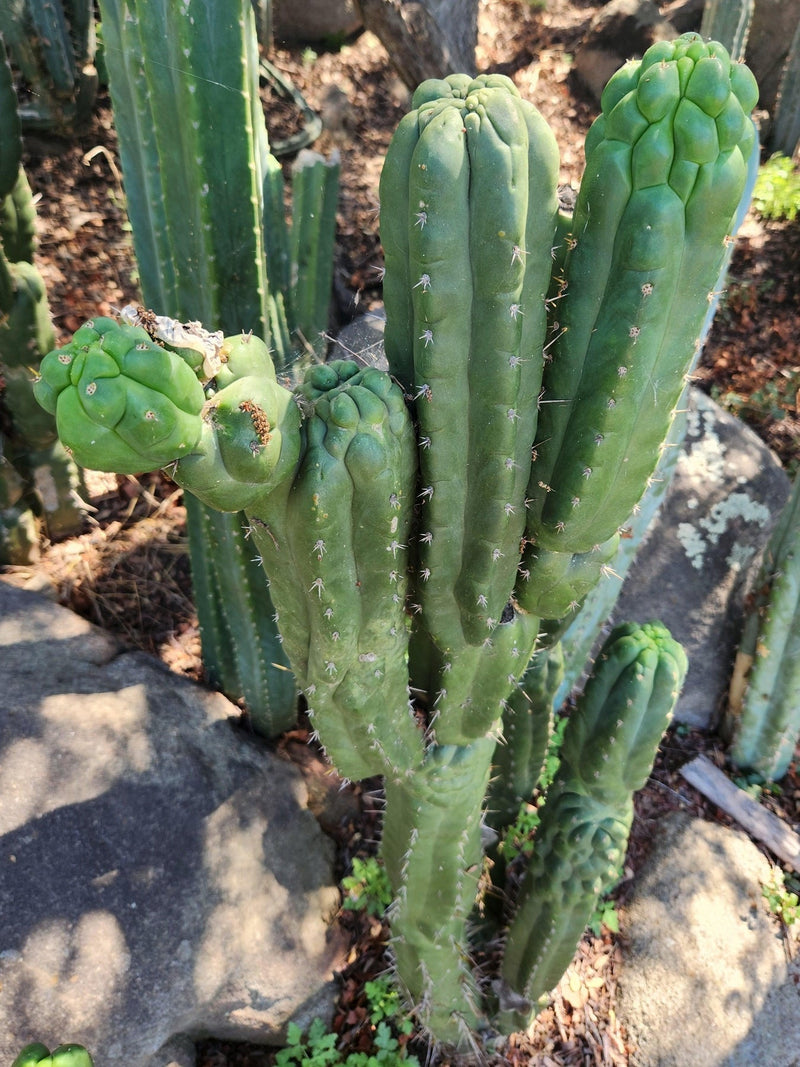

left=34, top=32, right=758, bottom=1047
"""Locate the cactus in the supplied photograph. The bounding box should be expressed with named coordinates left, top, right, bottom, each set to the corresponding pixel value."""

left=12, top=1045, right=93, bottom=1067
left=723, top=475, right=800, bottom=781
left=773, top=18, right=800, bottom=157
left=34, top=32, right=757, bottom=1047
left=0, top=38, right=85, bottom=562
left=497, top=622, right=687, bottom=1030
left=700, top=0, right=754, bottom=61
left=0, top=0, right=98, bottom=132
left=94, top=0, right=340, bottom=737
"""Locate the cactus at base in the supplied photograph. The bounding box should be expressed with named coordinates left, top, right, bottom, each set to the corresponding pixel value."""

left=33, top=30, right=758, bottom=1049
left=12, top=1045, right=93, bottom=1067
left=723, top=475, right=800, bottom=781
left=497, top=622, right=687, bottom=1030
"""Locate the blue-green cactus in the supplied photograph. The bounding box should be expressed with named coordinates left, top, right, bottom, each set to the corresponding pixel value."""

left=31, top=30, right=758, bottom=1049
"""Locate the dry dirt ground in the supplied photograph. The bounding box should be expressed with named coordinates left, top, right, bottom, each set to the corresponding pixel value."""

left=5, top=1, right=800, bottom=1064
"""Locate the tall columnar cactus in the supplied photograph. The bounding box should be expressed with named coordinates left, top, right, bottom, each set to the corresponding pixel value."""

left=0, top=0, right=98, bottom=132
left=34, top=32, right=757, bottom=1048
left=95, top=0, right=340, bottom=737
left=723, top=475, right=800, bottom=781
left=0, top=37, right=85, bottom=563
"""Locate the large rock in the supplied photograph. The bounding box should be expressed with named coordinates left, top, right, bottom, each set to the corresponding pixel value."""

left=617, top=812, right=800, bottom=1066
left=0, top=580, right=345, bottom=1067
left=614, top=389, right=791, bottom=728
left=573, top=0, right=678, bottom=102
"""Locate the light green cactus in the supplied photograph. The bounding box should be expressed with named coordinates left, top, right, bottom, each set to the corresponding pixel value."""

left=33, top=31, right=758, bottom=1048
left=723, top=474, right=800, bottom=781
left=12, top=1044, right=93, bottom=1067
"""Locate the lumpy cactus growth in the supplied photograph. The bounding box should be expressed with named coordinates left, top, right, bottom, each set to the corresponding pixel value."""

left=34, top=34, right=757, bottom=1046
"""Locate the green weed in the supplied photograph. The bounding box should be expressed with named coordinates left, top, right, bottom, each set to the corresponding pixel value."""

left=341, top=856, right=393, bottom=918
left=752, top=154, right=800, bottom=223
left=762, top=867, right=800, bottom=927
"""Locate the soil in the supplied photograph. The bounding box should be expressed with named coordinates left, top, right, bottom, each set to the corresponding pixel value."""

left=4, top=2, right=800, bottom=1065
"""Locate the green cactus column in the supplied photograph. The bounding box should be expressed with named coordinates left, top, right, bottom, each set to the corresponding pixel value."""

left=724, top=475, right=800, bottom=780
left=380, top=72, right=559, bottom=652
left=517, top=34, right=759, bottom=578
left=97, top=0, right=297, bottom=735
left=497, top=621, right=687, bottom=1031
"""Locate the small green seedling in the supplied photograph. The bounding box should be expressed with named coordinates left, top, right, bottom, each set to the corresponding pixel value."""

left=341, top=856, right=394, bottom=917
left=751, top=154, right=800, bottom=222
left=762, top=867, right=800, bottom=927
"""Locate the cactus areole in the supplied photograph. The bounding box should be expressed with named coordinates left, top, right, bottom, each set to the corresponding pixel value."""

left=34, top=34, right=757, bottom=1047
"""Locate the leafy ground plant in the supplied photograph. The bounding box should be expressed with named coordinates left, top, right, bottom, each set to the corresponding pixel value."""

left=751, top=154, right=800, bottom=222
left=762, top=867, right=800, bottom=927
left=276, top=979, right=419, bottom=1067
left=341, top=857, right=393, bottom=918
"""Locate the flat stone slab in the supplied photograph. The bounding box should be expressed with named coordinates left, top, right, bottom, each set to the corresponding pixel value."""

left=617, top=812, right=800, bottom=1067
left=0, top=579, right=345, bottom=1067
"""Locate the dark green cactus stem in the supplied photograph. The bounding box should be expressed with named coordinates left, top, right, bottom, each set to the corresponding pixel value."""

left=380, top=72, right=559, bottom=650
left=12, top=1044, right=93, bottom=1067
left=96, top=0, right=321, bottom=736
left=0, top=0, right=98, bottom=131
left=0, top=37, right=22, bottom=201
left=773, top=18, right=800, bottom=156
left=700, top=0, right=754, bottom=61
left=485, top=641, right=565, bottom=836
left=289, top=149, right=341, bottom=359
left=520, top=34, right=758, bottom=560
left=497, top=621, right=687, bottom=1030
left=724, top=475, right=800, bottom=781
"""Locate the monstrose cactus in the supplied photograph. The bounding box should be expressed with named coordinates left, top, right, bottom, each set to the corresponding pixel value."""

left=34, top=33, right=757, bottom=1047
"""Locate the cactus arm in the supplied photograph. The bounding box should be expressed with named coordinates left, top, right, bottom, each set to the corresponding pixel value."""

left=381, top=74, right=559, bottom=651
left=524, top=35, right=758, bottom=556
left=186, top=499, right=296, bottom=737
left=379, top=109, right=420, bottom=390
left=27, top=0, right=77, bottom=99
left=98, top=0, right=271, bottom=334
left=245, top=362, right=423, bottom=781
left=515, top=533, right=620, bottom=620
left=403, top=98, right=474, bottom=655
left=0, top=38, right=22, bottom=201
left=485, top=641, right=565, bottom=835
left=700, top=0, right=754, bottom=61
left=429, top=607, right=541, bottom=745
left=497, top=622, right=687, bottom=1026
